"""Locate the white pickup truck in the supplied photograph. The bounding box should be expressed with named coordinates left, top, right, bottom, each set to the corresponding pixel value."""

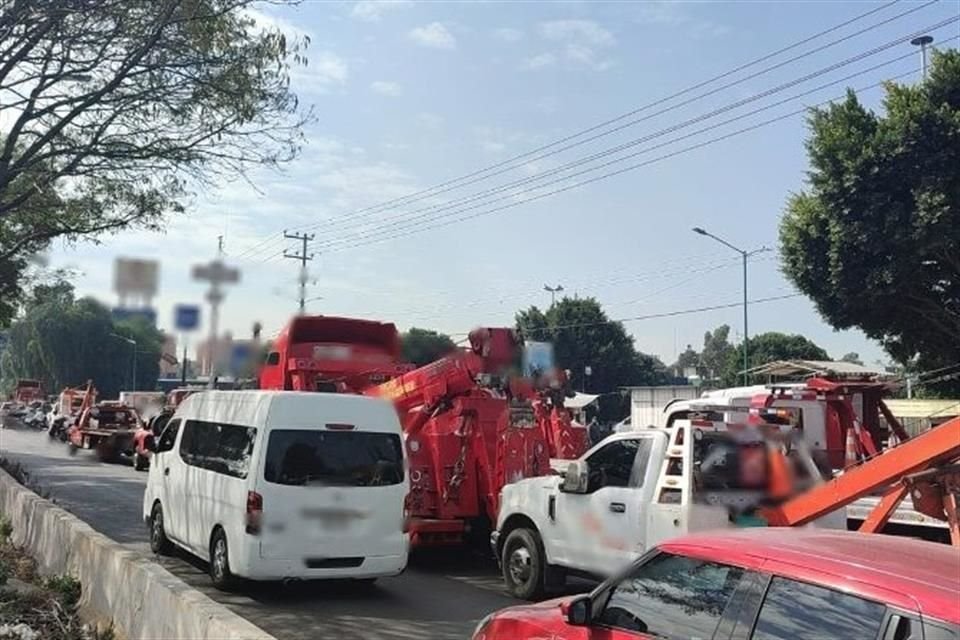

left=491, top=422, right=843, bottom=599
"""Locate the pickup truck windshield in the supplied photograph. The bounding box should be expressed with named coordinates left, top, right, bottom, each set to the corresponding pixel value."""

left=263, top=429, right=404, bottom=487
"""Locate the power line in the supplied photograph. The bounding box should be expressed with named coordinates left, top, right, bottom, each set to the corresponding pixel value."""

left=310, top=36, right=941, bottom=253
left=451, top=293, right=804, bottom=337
left=231, top=0, right=918, bottom=260
left=321, top=59, right=937, bottom=254
left=304, top=1, right=935, bottom=240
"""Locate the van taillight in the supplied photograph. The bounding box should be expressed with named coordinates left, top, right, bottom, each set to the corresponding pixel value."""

left=245, top=491, right=263, bottom=535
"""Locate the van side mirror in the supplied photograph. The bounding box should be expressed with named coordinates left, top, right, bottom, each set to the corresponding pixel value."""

left=560, top=461, right=588, bottom=494
left=565, top=596, right=591, bottom=626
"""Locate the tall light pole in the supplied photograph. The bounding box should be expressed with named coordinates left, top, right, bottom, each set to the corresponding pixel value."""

left=911, top=35, right=933, bottom=79
left=692, top=227, right=768, bottom=386
left=110, top=334, right=137, bottom=390
left=544, top=284, right=564, bottom=307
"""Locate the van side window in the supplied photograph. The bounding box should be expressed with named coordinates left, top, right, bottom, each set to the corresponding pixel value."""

left=156, top=419, right=181, bottom=453
left=751, top=577, right=886, bottom=640
left=265, top=351, right=280, bottom=366
left=179, top=420, right=257, bottom=479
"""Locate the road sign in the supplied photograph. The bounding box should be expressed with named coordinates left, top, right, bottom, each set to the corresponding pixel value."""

left=114, top=258, right=159, bottom=299
left=174, top=305, right=201, bottom=331
left=111, top=307, right=157, bottom=326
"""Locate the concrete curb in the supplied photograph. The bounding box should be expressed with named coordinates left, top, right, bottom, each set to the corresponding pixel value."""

left=0, top=467, right=275, bottom=640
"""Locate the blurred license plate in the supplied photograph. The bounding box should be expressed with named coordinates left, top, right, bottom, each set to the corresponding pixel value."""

left=301, top=508, right=358, bottom=529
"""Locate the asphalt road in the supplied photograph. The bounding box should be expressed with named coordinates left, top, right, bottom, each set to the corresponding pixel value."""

left=0, top=424, right=564, bottom=639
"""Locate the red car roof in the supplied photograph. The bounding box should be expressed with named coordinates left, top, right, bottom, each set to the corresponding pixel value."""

left=660, top=528, right=960, bottom=623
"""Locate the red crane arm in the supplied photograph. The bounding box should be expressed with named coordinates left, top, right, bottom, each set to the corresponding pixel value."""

left=760, top=417, right=960, bottom=527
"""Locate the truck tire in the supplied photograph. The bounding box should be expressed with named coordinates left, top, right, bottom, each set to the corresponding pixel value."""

left=501, top=527, right=546, bottom=600
left=209, top=528, right=237, bottom=591
left=133, top=452, right=147, bottom=471
left=149, top=503, right=172, bottom=555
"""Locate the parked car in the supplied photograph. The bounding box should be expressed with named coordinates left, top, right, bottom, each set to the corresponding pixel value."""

left=473, top=528, right=960, bottom=640
left=142, top=390, right=410, bottom=589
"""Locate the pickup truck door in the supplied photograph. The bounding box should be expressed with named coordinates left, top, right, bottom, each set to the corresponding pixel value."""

left=553, top=435, right=659, bottom=577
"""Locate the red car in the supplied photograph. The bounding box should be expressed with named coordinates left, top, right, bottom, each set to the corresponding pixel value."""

left=473, top=528, right=960, bottom=640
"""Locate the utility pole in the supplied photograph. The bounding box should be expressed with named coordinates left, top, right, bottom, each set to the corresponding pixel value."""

left=911, top=35, right=933, bottom=79
left=192, top=242, right=240, bottom=388
left=283, top=231, right=315, bottom=314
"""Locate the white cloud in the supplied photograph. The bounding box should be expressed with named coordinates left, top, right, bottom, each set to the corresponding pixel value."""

left=370, top=80, right=402, bottom=97
left=243, top=7, right=312, bottom=39
left=350, top=0, right=411, bottom=22
left=408, top=22, right=457, bottom=50
left=539, top=19, right=615, bottom=46
left=294, top=51, right=348, bottom=91
left=521, top=52, right=556, bottom=71
left=526, top=19, right=616, bottom=72
left=634, top=2, right=730, bottom=39
left=493, top=27, right=524, bottom=42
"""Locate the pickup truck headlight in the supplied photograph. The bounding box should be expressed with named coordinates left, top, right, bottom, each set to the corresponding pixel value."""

left=472, top=613, right=494, bottom=639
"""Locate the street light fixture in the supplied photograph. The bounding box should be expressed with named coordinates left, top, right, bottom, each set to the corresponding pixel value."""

left=910, top=35, right=934, bottom=79
left=692, top=227, right=769, bottom=386
left=544, top=284, right=564, bottom=307
left=109, top=333, right=137, bottom=390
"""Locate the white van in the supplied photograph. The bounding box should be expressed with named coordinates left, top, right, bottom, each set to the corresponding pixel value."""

left=142, top=391, right=409, bottom=589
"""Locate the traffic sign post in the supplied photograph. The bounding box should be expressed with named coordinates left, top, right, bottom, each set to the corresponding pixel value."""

left=173, top=305, right=202, bottom=384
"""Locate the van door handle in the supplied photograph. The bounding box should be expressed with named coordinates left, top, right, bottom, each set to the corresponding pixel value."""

left=164, top=468, right=170, bottom=476
left=609, top=502, right=626, bottom=513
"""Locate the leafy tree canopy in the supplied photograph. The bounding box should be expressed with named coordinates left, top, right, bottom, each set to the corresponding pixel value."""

left=1, top=278, right=163, bottom=397
left=400, top=327, right=456, bottom=368
left=780, top=49, right=960, bottom=375
left=0, top=0, right=312, bottom=307
left=515, top=297, right=668, bottom=396
left=840, top=352, right=863, bottom=365
left=721, top=331, right=829, bottom=386
left=700, top=324, right=734, bottom=382
left=673, top=345, right=700, bottom=373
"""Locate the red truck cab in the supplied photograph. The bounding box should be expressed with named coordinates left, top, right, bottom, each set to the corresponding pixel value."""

left=258, top=315, right=413, bottom=393
left=474, top=528, right=960, bottom=640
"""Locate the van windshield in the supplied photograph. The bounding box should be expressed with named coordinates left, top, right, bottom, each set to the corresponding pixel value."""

left=263, top=430, right=404, bottom=487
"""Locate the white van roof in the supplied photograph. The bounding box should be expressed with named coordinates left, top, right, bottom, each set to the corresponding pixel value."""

left=174, top=391, right=401, bottom=434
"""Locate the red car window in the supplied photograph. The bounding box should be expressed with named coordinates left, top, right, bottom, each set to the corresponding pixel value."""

left=595, top=552, right=746, bottom=639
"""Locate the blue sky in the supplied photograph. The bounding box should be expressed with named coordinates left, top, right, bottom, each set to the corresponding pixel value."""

left=50, top=0, right=960, bottom=367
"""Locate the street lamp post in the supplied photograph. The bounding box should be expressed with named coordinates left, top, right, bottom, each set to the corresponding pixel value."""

left=109, top=333, right=137, bottom=390
left=692, top=227, right=767, bottom=386
left=544, top=284, right=564, bottom=307
left=911, top=35, right=934, bottom=79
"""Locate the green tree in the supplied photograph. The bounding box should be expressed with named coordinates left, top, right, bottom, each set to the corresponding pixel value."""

left=840, top=352, right=863, bottom=365
left=515, top=298, right=668, bottom=399
left=672, top=345, right=700, bottom=375
left=700, top=325, right=734, bottom=382
left=0, top=0, right=312, bottom=306
left=721, top=331, right=829, bottom=386
left=780, top=49, right=960, bottom=381
left=0, top=280, right=163, bottom=397
left=400, top=328, right=456, bottom=368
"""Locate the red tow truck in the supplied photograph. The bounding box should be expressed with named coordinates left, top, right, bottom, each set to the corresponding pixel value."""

left=67, top=399, right=143, bottom=463
left=259, top=315, right=589, bottom=548
left=13, top=379, right=42, bottom=404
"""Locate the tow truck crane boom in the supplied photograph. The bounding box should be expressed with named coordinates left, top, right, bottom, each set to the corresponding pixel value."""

left=760, top=416, right=960, bottom=545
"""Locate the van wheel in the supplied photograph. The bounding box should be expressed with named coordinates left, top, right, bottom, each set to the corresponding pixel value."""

left=502, top=527, right=545, bottom=600
left=209, top=529, right=236, bottom=591
left=149, top=504, right=172, bottom=555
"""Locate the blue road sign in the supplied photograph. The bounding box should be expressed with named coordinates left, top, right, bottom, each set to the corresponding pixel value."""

left=174, top=305, right=200, bottom=331
left=111, top=307, right=157, bottom=326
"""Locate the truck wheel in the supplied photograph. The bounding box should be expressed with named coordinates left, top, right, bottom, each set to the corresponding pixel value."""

left=501, top=527, right=546, bottom=600
left=95, top=442, right=115, bottom=463
left=149, top=504, right=172, bottom=555
left=133, top=453, right=146, bottom=471
left=209, top=529, right=236, bottom=591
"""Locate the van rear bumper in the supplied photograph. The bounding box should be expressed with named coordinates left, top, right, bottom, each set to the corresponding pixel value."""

left=234, top=545, right=408, bottom=581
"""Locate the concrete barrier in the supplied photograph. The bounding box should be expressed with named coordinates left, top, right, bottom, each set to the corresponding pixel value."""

left=0, top=468, right=275, bottom=640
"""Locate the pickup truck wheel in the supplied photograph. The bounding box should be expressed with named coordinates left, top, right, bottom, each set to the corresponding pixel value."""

left=133, top=453, right=147, bottom=471
left=502, top=527, right=545, bottom=600
left=149, top=504, right=172, bottom=555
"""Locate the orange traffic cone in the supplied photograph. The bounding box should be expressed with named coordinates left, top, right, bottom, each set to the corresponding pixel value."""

left=844, top=428, right=858, bottom=468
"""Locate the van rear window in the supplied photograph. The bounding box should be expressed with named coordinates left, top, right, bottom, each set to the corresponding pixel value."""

left=263, top=430, right=404, bottom=487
